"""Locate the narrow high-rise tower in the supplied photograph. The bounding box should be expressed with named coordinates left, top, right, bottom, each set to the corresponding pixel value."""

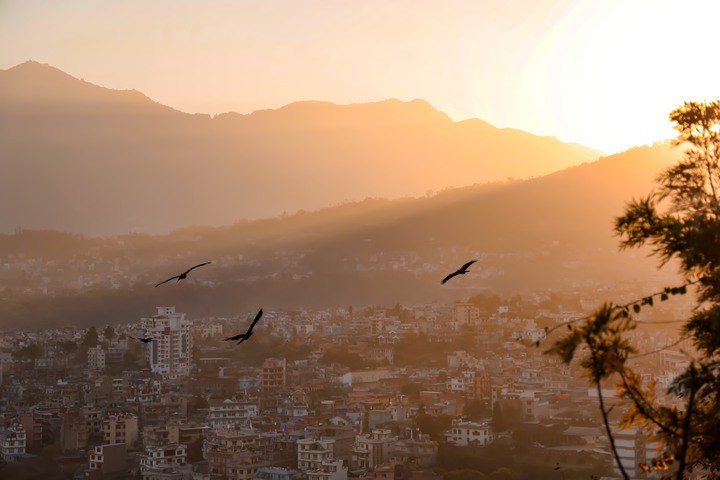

left=141, top=306, right=192, bottom=380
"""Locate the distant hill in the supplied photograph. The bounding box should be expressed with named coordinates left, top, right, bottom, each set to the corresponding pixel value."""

left=0, top=61, right=604, bottom=236
left=0, top=141, right=685, bottom=329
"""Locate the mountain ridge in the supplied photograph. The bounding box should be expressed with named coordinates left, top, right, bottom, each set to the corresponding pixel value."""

left=1, top=61, right=607, bottom=235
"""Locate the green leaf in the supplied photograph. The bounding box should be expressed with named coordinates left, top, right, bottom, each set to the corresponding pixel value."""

left=633, top=304, right=641, bottom=313
left=661, top=293, right=668, bottom=301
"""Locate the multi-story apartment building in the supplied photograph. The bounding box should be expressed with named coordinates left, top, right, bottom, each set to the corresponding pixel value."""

left=59, top=406, right=89, bottom=454
left=103, top=413, right=139, bottom=446
left=207, top=398, right=258, bottom=431
left=87, top=346, right=106, bottom=371
left=452, top=303, right=480, bottom=326
left=352, top=429, right=397, bottom=471
left=444, top=419, right=493, bottom=446
left=89, top=443, right=127, bottom=474
left=297, top=438, right=337, bottom=472
left=262, top=358, right=286, bottom=393
left=0, top=421, right=26, bottom=463
left=141, top=307, right=192, bottom=380
left=139, top=444, right=187, bottom=472
left=306, top=458, right=348, bottom=480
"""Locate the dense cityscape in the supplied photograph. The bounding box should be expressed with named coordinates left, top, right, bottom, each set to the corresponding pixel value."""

left=0, top=280, right=693, bottom=479
left=3, top=2, right=719, bottom=478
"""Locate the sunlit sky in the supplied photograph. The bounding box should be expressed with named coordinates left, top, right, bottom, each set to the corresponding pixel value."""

left=2, top=0, right=720, bottom=154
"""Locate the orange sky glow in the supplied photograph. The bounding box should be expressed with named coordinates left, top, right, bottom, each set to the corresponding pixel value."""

left=2, top=0, right=720, bottom=154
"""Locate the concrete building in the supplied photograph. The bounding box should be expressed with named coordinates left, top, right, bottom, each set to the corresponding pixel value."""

left=613, top=428, right=646, bottom=480
left=141, top=307, right=192, bottom=380
left=87, top=346, right=106, bottom=371
left=452, top=303, right=480, bottom=326
left=359, top=459, right=395, bottom=480
left=0, top=422, right=26, bottom=463
left=139, top=443, right=187, bottom=472
left=262, top=357, right=286, bottom=392
left=60, top=406, right=89, bottom=454
left=306, top=458, right=348, bottom=480
left=103, top=413, right=139, bottom=446
left=207, top=398, right=258, bottom=431
left=298, top=438, right=337, bottom=472
left=89, top=443, right=127, bottom=474
left=253, top=466, right=303, bottom=480
left=352, top=429, right=397, bottom=471
left=444, top=419, right=493, bottom=446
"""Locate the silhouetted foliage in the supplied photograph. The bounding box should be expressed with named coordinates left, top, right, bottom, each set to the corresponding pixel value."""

left=467, top=292, right=502, bottom=313
left=492, top=400, right=522, bottom=432
left=13, top=343, right=42, bottom=361
left=103, top=324, right=115, bottom=341
left=463, top=399, right=491, bottom=420
left=319, top=345, right=365, bottom=370
left=548, top=100, right=720, bottom=478
left=415, top=413, right=452, bottom=440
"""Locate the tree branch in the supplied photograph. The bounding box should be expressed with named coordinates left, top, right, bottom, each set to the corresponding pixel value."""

left=676, top=364, right=697, bottom=480
left=590, top=339, right=630, bottom=480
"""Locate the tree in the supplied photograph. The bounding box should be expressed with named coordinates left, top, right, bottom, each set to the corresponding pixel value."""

left=548, top=100, right=720, bottom=478
left=58, top=340, right=77, bottom=356
left=103, top=324, right=115, bottom=341
left=79, top=325, right=98, bottom=357
left=463, top=399, right=490, bottom=420
left=14, top=344, right=42, bottom=362
left=401, top=382, right=423, bottom=398
left=416, top=412, right=453, bottom=440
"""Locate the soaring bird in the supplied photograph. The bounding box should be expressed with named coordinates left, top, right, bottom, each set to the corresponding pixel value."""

left=132, top=336, right=155, bottom=343
left=224, top=308, right=264, bottom=344
left=441, top=260, right=477, bottom=285
left=155, top=262, right=211, bottom=287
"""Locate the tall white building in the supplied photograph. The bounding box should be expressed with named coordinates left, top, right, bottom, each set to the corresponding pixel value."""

left=141, top=307, right=192, bottom=380
left=87, top=346, right=106, bottom=371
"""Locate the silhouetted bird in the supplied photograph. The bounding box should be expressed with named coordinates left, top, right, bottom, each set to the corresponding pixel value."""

left=155, top=262, right=211, bottom=287
left=224, top=308, right=263, bottom=344
left=132, top=336, right=155, bottom=343
left=441, top=260, right=477, bottom=284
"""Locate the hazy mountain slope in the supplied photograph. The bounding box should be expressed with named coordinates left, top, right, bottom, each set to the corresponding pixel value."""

left=0, top=61, right=603, bottom=236
left=0, top=142, right=683, bottom=329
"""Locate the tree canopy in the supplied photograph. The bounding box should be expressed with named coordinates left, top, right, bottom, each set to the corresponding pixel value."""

left=548, top=100, right=720, bottom=478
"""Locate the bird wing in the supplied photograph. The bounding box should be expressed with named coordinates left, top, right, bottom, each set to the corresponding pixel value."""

left=248, top=308, right=264, bottom=330
left=441, top=272, right=459, bottom=285
left=460, top=260, right=477, bottom=271
left=155, top=276, right=180, bottom=287
left=224, top=334, right=242, bottom=341
left=183, top=262, right=211, bottom=275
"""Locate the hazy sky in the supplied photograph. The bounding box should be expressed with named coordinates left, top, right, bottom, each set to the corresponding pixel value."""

left=2, top=0, right=719, bottom=154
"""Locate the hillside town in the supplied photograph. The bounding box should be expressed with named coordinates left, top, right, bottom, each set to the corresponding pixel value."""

left=0, top=295, right=693, bottom=480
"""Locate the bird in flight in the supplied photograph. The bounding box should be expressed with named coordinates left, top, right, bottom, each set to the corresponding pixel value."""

left=441, top=260, right=477, bottom=285
left=131, top=336, right=155, bottom=343
left=155, top=262, right=211, bottom=287
left=224, top=308, right=264, bottom=344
